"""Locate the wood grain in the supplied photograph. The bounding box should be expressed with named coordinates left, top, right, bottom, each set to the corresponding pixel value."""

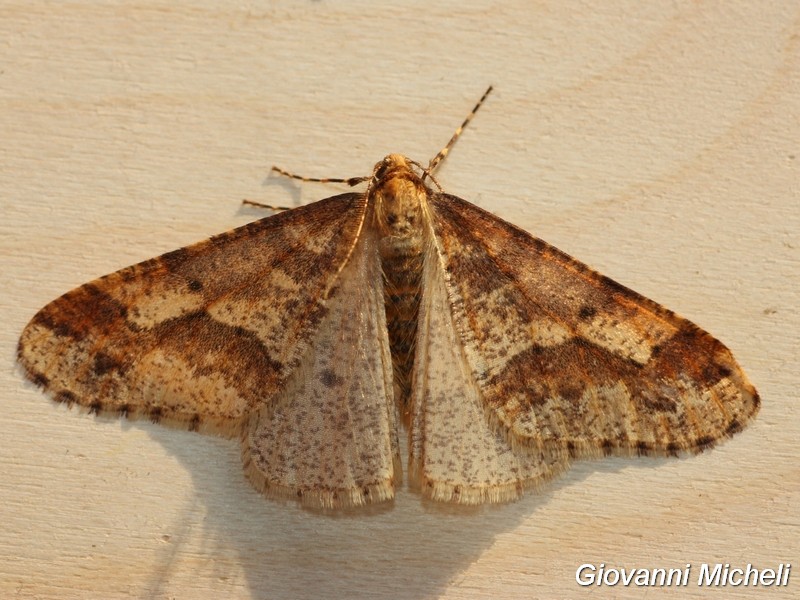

left=1, top=2, right=797, bottom=599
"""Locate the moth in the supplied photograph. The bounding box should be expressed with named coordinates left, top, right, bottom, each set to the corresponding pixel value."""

left=18, top=88, right=759, bottom=508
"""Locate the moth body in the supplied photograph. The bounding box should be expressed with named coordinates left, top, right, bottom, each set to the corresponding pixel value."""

left=371, top=155, right=429, bottom=421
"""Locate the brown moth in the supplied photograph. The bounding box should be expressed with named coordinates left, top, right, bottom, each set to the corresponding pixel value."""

left=18, top=88, right=759, bottom=508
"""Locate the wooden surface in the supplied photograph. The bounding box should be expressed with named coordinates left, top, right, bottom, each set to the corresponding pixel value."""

left=1, top=2, right=798, bottom=599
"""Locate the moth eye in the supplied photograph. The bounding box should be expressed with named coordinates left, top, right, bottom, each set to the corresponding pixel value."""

left=386, top=213, right=398, bottom=225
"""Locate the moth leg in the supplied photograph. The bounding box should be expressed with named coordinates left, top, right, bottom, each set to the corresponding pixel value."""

left=241, top=199, right=294, bottom=212
left=271, top=166, right=368, bottom=187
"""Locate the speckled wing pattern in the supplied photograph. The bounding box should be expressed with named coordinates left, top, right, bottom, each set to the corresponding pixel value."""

left=427, top=194, right=759, bottom=468
left=410, top=234, right=570, bottom=504
left=243, top=223, right=400, bottom=507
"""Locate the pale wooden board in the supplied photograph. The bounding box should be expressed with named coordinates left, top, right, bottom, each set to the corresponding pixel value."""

left=1, top=2, right=798, bottom=599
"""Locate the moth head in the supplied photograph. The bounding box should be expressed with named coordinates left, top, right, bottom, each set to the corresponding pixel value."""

left=371, top=154, right=429, bottom=238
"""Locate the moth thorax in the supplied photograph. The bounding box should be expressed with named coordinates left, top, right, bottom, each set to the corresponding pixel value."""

left=371, top=155, right=428, bottom=241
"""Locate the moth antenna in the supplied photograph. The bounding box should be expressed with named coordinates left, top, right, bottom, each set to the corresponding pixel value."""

left=425, top=85, right=493, bottom=179
left=248, top=168, right=370, bottom=211
left=247, top=168, right=370, bottom=212
left=408, top=159, right=443, bottom=192
left=271, top=166, right=368, bottom=187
